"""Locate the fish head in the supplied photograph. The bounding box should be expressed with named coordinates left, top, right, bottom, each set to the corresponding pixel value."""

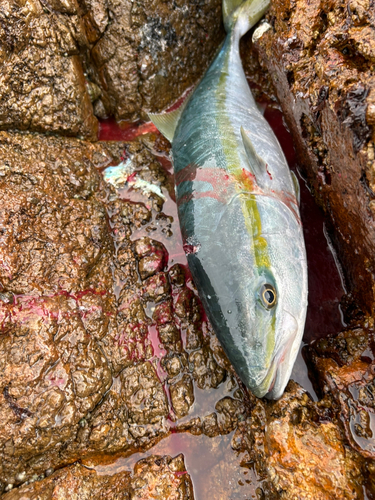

left=248, top=274, right=302, bottom=400
left=239, top=272, right=306, bottom=401
left=220, top=261, right=305, bottom=400
left=234, top=204, right=307, bottom=400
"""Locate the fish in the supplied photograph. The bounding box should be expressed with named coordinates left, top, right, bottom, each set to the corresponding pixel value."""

left=149, top=0, right=308, bottom=399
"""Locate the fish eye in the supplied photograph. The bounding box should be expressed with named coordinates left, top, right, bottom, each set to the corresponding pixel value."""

left=260, top=284, right=277, bottom=309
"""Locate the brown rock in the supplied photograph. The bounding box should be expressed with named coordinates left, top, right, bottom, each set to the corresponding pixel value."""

left=162, top=353, right=187, bottom=378
left=84, top=0, right=141, bottom=121
left=253, top=0, right=375, bottom=314
left=0, top=130, right=243, bottom=492
left=0, top=0, right=225, bottom=134
left=85, top=0, right=225, bottom=121
left=0, top=0, right=97, bottom=139
left=170, top=374, right=195, bottom=418
left=308, top=325, right=375, bottom=465
left=202, top=412, right=220, bottom=438
left=142, top=272, right=171, bottom=302
left=0, top=131, right=122, bottom=485
left=134, top=237, right=168, bottom=280
left=233, top=381, right=367, bottom=499
left=0, top=133, right=110, bottom=295
left=120, top=361, right=168, bottom=425
left=2, top=454, right=194, bottom=499
left=0, top=294, right=113, bottom=488
left=168, top=264, right=186, bottom=288
left=131, top=454, right=194, bottom=500
left=215, top=396, right=244, bottom=434
left=189, top=345, right=226, bottom=389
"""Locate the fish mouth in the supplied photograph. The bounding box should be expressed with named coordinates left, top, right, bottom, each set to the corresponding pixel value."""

left=263, top=351, right=286, bottom=400
left=256, top=310, right=299, bottom=399
left=252, top=352, right=279, bottom=399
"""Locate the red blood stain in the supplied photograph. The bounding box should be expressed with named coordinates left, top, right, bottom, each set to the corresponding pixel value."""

left=0, top=289, right=109, bottom=332
left=183, top=243, right=200, bottom=255
left=126, top=172, right=137, bottom=183
left=148, top=324, right=167, bottom=359
left=99, top=119, right=157, bottom=141
left=266, top=164, right=273, bottom=180
left=176, top=164, right=234, bottom=206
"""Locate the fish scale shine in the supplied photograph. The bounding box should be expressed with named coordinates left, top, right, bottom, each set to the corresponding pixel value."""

left=149, top=0, right=308, bottom=399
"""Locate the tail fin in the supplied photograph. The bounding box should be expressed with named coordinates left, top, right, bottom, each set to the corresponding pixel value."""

left=223, top=0, right=270, bottom=37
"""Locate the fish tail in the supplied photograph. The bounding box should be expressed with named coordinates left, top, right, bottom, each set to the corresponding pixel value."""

left=223, top=0, right=270, bottom=37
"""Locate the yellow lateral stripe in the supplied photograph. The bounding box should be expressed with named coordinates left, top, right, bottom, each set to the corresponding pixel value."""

left=215, top=48, right=271, bottom=271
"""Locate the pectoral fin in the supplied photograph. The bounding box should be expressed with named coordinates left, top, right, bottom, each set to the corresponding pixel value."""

left=291, top=171, right=300, bottom=205
left=240, top=126, right=268, bottom=180
left=148, top=99, right=188, bottom=143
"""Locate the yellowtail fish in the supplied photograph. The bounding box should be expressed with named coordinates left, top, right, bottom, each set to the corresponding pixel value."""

left=149, top=0, right=308, bottom=399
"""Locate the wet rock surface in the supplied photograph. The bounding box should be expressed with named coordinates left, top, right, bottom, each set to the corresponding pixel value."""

left=0, top=0, right=224, bottom=134
left=0, top=124, right=374, bottom=499
left=2, top=2, right=375, bottom=496
left=0, top=131, right=248, bottom=495
left=85, top=0, right=225, bottom=121
left=308, top=321, right=375, bottom=464
left=253, top=0, right=375, bottom=314
left=2, top=454, right=193, bottom=499
left=233, top=381, right=367, bottom=499
left=0, top=0, right=98, bottom=140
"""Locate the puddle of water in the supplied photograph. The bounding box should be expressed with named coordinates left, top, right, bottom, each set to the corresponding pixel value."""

left=173, top=378, right=237, bottom=428
left=93, top=431, right=263, bottom=500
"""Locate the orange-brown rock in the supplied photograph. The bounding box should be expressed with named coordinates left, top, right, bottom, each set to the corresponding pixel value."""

left=233, top=381, right=367, bottom=499
left=0, top=131, right=245, bottom=493
left=2, top=454, right=193, bottom=499
left=84, top=0, right=225, bottom=121
left=309, top=325, right=375, bottom=463
left=0, top=0, right=225, bottom=134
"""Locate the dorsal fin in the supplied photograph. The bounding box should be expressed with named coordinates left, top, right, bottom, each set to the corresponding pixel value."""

left=240, top=126, right=268, bottom=179
left=148, top=98, right=189, bottom=143
left=291, top=171, right=300, bottom=205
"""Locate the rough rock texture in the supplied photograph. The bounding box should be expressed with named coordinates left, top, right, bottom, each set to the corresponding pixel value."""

left=0, top=130, right=245, bottom=494
left=308, top=321, right=375, bottom=464
left=233, top=381, right=368, bottom=499
left=0, top=0, right=98, bottom=140
left=2, top=454, right=194, bottom=499
left=84, top=0, right=224, bottom=121
left=0, top=0, right=224, bottom=135
left=253, top=0, right=375, bottom=314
